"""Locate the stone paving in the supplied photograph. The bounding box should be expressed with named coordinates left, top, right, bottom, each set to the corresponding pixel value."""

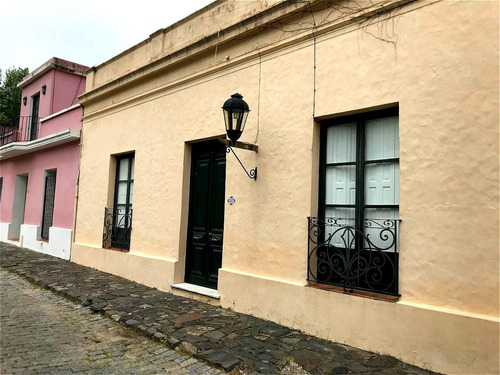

left=0, top=243, right=437, bottom=374
left=0, top=269, right=221, bottom=375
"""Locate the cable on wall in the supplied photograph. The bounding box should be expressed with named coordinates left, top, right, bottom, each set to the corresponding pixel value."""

left=215, top=29, right=221, bottom=63
left=307, top=0, right=317, bottom=118
left=254, top=51, right=262, bottom=144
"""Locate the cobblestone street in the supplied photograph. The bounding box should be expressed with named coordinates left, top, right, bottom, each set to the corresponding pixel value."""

left=0, top=269, right=221, bottom=374
left=0, top=244, right=436, bottom=374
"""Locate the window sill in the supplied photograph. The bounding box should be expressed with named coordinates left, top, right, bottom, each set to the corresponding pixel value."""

left=306, top=281, right=400, bottom=302
left=103, top=247, right=130, bottom=253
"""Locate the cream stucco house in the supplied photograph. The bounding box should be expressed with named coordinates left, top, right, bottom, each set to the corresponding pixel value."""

left=72, top=1, right=499, bottom=373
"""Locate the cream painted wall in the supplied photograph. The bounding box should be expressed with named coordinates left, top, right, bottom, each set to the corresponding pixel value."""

left=312, top=0, right=499, bottom=317
left=218, top=268, right=499, bottom=374
left=74, top=1, right=499, bottom=373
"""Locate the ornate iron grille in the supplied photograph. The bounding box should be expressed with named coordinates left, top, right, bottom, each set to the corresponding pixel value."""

left=103, top=207, right=132, bottom=251
left=307, top=217, right=400, bottom=296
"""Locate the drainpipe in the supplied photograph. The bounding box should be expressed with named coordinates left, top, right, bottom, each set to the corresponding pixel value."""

left=72, top=106, right=84, bottom=255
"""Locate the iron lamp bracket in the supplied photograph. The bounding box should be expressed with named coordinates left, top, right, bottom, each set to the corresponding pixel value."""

left=218, top=138, right=257, bottom=181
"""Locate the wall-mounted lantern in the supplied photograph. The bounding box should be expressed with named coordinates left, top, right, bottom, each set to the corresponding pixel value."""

left=41, top=84, right=47, bottom=95
left=23, top=97, right=27, bottom=106
left=222, top=93, right=250, bottom=145
left=221, top=93, right=258, bottom=181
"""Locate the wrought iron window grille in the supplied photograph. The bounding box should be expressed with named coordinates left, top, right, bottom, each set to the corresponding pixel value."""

left=103, top=207, right=133, bottom=251
left=307, top=217, right=400, bottom=296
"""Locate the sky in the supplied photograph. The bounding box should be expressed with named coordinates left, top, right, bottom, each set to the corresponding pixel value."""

left=0, top=0, right=214, bottom=74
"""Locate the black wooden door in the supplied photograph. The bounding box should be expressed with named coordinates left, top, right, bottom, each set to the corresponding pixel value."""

left=30, top=94, right=39, bottom=141
left=186, top=140, right=226, bottom=289
left=41, top=171, right=56, bottom=240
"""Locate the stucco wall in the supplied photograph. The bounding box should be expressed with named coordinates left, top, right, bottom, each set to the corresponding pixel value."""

left=52, top=70, right=85, bottom=113
left=0, top=141, right=80, bottom=229
left=39, top=106, right=82, bottom=138
left=19, top=70, right=54, bottom=119
left=312, top=0, right=499, bottom=318
left=73, top=0, right=499, bottom=373
left=19, top=66, right=85, bottom=121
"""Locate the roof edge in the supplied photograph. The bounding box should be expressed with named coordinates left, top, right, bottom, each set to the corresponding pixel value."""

left=18, top=57, right=89, bottom=89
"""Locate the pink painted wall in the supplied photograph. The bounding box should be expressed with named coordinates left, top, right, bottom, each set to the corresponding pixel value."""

left=52, top=70, right=86, bottom=113
left=0, top=59, right=86, bottom=233
left=0, top=141, right=80, bottom=229
left=38, top=106, right=82, bottom=138
left=19, top=66, right=86, bottom=136
left=19, top=70, right=54, bottom=119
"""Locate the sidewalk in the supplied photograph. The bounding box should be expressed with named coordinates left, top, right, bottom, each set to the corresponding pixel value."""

left=0, top=243, right=435, bottom=374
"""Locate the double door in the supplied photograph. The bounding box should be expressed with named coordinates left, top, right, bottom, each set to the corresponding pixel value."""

left=185, top=140, right=226, bottom=289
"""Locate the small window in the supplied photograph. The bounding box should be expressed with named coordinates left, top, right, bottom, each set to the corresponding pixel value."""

left=103, top=153, right=134, bottom=251
left=0, top=177, right=3, bottom=202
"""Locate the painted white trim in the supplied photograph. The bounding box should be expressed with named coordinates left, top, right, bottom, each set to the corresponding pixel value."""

left=0, top=129, right=80, bottom=160
left=17, top=63, right=54, bottom=88
left=40, top=104, right=81, bottom=123
left=18, top=224, right=71, bottom=260
left=0, top=223, right=11, bottom=241
left=171, top=283, right=220, bottom=299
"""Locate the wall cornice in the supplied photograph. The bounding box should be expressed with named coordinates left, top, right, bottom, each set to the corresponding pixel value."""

left=80, top=0, right=416, bottom=117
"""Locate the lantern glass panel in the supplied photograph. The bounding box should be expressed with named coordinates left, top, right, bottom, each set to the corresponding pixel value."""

left=232, top=109, right=244, bottom=131
left=240, top=111, right=249, bottom=133
left=224, top=109, right=231, bottom=131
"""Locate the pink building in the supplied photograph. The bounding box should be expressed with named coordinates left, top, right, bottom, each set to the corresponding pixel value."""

left=0, top=57, right=88, bottom=259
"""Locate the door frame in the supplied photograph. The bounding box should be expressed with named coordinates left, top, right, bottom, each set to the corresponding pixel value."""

left=184, top=138, right=227, bottom=289
left=9, top=174, right=29, bottom=240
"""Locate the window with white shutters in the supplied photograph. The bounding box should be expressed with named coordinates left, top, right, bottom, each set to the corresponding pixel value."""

left=320, top=108, right=399, bottom=225
left=309, top=107, right=400, bottom=295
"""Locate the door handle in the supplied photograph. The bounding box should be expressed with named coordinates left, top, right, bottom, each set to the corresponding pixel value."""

left=209, top=234, right=222, bottom=243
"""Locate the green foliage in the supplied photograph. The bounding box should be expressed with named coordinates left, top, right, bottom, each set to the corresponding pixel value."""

left=0, top=67, right=29, bottom=125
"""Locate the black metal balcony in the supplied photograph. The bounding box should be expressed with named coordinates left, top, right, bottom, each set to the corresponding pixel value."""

left=307, top=217, right=400, bottom=296
left=103, top=207, right=133, bottom=251
left=0, top=116, right=40, bottom=146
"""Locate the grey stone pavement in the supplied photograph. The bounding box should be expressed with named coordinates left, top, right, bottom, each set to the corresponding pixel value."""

left=0, top=269, right=221, bottom=375
left=0, top=243, right=437, bottom=374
